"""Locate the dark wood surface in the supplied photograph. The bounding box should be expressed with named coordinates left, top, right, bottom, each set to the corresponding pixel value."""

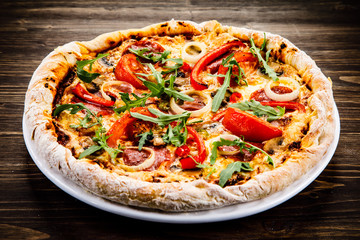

left=1, top=0, right=360, bottom=239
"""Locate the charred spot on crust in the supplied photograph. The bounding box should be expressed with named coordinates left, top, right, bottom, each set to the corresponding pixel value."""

left=54, top=124, right=70, bottom=146
left=53, top=69, right=75, bottom=107
left=44, top=83, right=49, bottom=88
left=130, top=35, right=142, bottom=41
left=224, top=174, right=250, bottom=187
left=160, top=23, right=168, bottom=28
left=281, top=156, right=288, bottom=164
left=301, top=122, right=310, bottom=135
left=280, top=43, right=286, bottom=49
left=288, top=141, right=301, bottom=151
left=178, top=21, right=185, bottom=26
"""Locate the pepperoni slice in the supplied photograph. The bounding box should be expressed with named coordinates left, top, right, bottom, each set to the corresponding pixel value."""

left=250, top=86, right=292, bottom=102
left=122, top=147, right=171, bottom=171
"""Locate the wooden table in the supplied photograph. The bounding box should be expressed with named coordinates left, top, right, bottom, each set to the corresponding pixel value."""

left=1, top=0, right=359, bottom=239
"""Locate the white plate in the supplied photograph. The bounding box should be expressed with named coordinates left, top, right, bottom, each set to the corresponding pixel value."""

left=23, top=105, right=340, bottom=224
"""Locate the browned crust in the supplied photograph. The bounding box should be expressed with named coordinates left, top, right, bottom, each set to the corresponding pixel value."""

left=24, top=20, right=336, bottom=211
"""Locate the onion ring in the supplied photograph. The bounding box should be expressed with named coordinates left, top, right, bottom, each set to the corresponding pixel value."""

left=181, top=41, right=207, bottom=64
left=119, top=147, right=156, bottom=172
left=170, top=90, right=212, bottom=117
left=264, top=77, right=300, bottom=101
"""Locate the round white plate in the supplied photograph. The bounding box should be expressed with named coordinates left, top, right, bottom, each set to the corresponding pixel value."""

left=23, top=105, right=340, bottom=224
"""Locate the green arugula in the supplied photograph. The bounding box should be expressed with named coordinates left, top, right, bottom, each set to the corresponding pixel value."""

left=249, top=34, right=278, bottom=81
left=137, top=63, right=194, bottom=102
left=129, top=48, right=171, bottom=63
left=219, top=162, right=253, bottom=187
left=230, top=100, right=285, bottom=122
left=76, top=53, right=109, bottom=83
left=53, top=103, right=122, bottom=159
left=114, top=92, right=149, bottom=114
left=211, top=53, right=247, bottom=112
left=210, top=137, right=274, bottom=166
left=137, top=130, right=153, bottom=151
left=162, top=118, right=188, bottom=147
left=130, top=108, right=191, bottom=128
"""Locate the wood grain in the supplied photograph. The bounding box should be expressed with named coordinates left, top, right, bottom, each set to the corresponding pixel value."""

left=1, top=0, right=360, bottom=239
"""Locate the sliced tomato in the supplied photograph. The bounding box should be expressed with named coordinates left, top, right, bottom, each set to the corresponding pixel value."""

left=72, top=83, right=115, bottom=107
left=190, top=41, right=245, bottom=90
left=106, top=107, right=155, bottom=148
left=222, top=108, right=282, bottom=142
left=175, top=145, right=190, bottom=158
left=114, top=53, right=148, bottom=89
left=217, top=51, right=257, bottom=87
left=179, top=62, right=192, bottom=73
left=179, top=126, right=207, bottom=169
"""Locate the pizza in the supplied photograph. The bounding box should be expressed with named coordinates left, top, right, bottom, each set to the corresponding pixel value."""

left=24, top=20, right=336, bottom=211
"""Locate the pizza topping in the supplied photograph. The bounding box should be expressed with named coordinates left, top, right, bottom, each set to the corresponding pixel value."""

left=72, top=83, right=115, bottom=107
left=264, top=77, right=300, bottom=102
left=219, top=162, right=253, bottom=187
left=170, top=90, right=212, bottom=117
left=229, top=92, right=243, bottom=103
left=222, top=108, right=283, bottom=142
left=230, top=100, right=285, bottom=122
left=179, top=126, right=207, bottom=169
left=217, top=51, right=257, bottom=87
left=100, top=81, right=134, bottom=100
left=120, top=147, right=156, bottom=172
left=209, top=134, right=273, bottom=166
left=76, top=53, right=109, bottom=83
left=249, top=34, right=278, bottom=81
left=181, top=41, right=207, bottom=64
left=190, top=41, right=245, bottom=90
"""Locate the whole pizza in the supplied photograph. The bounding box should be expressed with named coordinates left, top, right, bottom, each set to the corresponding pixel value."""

left=24, top=20, right=336, bottom=211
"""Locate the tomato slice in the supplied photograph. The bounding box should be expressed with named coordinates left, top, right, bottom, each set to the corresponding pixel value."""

left=222, top=108, right=282, bottom=142
left=217, top=51, right=257, bottom=87
left=106, top=107, right=155, bottom=148
left=114, top=53, right=148, bottom=89
left=179, top=126, right=207, bottom=169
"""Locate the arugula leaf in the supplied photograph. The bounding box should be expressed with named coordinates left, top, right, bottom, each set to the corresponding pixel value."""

left=76, top=53, right=109, bottom=83
left=129, top=48, right=171, bottom=63
left=212, top=64, right=232, bottom=112
left=79, top=145, right=102, bottom=159
left=137, top=130, right=153, bottom=151
left=114, top=93, right=149, bottom=113
left=230, top=100, right=285, bottom=122
left=54, top=103, right=122, bottom=159
left=210, top=137, right=274, bottom=166
left=219, top=162, right=253, bottom=187
left=211, top=55, right=247, bottom=112
left=130, top=108, right=191, bottom=128
left=162, top=118, right=188, bottom=147
left=249, top=34, right=278, bottom=81
left=70, top=114, right=100, bottom=129
left=137, top=63, right=194, bottom=102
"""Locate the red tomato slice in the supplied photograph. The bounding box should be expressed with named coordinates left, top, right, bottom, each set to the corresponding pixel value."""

left=106, top=107, right=155, bottom=148
left=222, top=108, right=282, bottom=142
left=114, top=53, right=148, bottom=89
left=229, top=92, right=243, bottom=103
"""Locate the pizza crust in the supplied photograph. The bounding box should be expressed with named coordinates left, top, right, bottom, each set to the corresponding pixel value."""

left=24, top=20, right=335, bottom=211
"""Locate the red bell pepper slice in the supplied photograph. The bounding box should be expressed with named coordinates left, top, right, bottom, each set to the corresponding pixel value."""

left=260, top=101, right=306, bottom=113
left=179, top=126, right=207, bottom=169
left=212, top=109, right=227, bottom=121
left=190, top=41, right=245, bottom=90
left=72, top=83, right=115, bottom=107
left=106, top=107, right=155, bottom=148
left=229, top=92, right=243, bottom=103
left=180, top=62, right=192, bottom=73
left=217, top=51, right=257, bottom=87
left=223, top=108, right=282, bottom=142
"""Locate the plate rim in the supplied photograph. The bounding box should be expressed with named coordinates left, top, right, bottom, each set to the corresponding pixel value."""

left=23, top=104, right=340, bottom=224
